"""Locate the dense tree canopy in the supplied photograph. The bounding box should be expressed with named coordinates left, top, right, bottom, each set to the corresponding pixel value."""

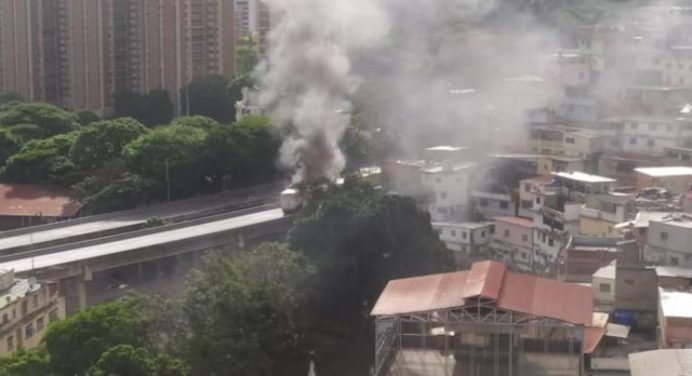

left=124, top=124, right=208, bottom=199
left=0, top=103, right=78, bottom=140
left=70, top=118, right=149, bottom=171
left=1, top=133, right=78, bottom=186
left=88, top=345, right=188, bottom=376
left=180, top=75, right=235, bottom=123
left=0, top=348, right=51, bottom=376
left=182, top=244, right=313, bottom=376
left=113, top=90, right=174, bottom=127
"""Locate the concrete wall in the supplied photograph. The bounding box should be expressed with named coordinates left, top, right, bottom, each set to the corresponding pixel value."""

left=636, top=173, right=692, bottom=194
left=592, top=275, right=615, bottom=308
left=580, top=216, right=617, bottom=238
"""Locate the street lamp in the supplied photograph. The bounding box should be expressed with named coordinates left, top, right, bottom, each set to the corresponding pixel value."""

left=17, top=205, right=35, bottom=270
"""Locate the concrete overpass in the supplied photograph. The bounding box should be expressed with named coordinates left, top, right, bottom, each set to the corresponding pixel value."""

left=0, top=205, right=293, bottom=313
left=0, top=183, right=281, bottom=255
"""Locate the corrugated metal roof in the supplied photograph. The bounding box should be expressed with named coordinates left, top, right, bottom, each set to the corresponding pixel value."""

left=660, top=289, right=692, bottom=319
left=462, top=261, right=506, bottom=300
left=635, top=166, right=692, bottom=177
left=655, top=266, right=692, bottom=279
left=0, top=184, right=81, bottom=217
left=584, top=326, right=606, bottom=354
left=630, top=349, right=692, bottom=376
left=605, top=323, right=631, bottom=339
left=494, top=216, right=534, bottom=229
left=370, top=271, right=469, bottom=316
left=372, top=261, right=593, bottom=326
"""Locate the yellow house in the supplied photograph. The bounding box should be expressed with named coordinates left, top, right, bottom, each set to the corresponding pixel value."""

left=0, top=270, right=65, bottom=355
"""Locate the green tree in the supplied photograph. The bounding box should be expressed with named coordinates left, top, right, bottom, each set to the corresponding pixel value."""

left=76, top=171, right=155, bottom=215
left=88, top=345, right=188, bottom=376
left=0, top=127, right=19, bottom=166
left=0, top=102, right=78, bottom=140
left=75, top=110, right=100, bottom=126
left=1, top=132, right=78, bottom=186
left=0, top=92, right=24, bottom=105
left=204, top=115, right=280, bottom=188
left=113, top=90, right=174, bottom=127
left=0, top=348, right=51, bottom=376
left=171, top=115, right=220, bottom=130
left=182, top=245, right=313, bottom=376
left=236, top=34, right=260, bottom=78
left=43, top=296, right=150, bottom=376
left=180, top=75, right=234, bottom=123
left=124, top=124, right=208, bottom=199
left=288, top=178, right=453, bottom=375
left=70, top=118, right=149, bottom=171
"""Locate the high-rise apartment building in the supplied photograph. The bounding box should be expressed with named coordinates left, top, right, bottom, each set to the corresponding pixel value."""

left=0, top=0, right=235, bottom=114
left=234, top=0, right=271, bottom=54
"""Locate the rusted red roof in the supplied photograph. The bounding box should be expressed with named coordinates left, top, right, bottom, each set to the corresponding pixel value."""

left=494, top=216, right=534, bottom=229
left=583, top=326, right=606, bottom=354
left=0, top=184, right=81, bottom=217
left=463, top=260, right=506, bottom=300
left=372, top=260, right=593, bottom=326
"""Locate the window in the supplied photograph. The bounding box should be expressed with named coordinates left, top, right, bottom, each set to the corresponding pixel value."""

left=500, top=201, right=509, bottom=210
left=451, top=230, right=456, bottom=237
left=24, top=323, right=33, bottom=339
left=521, top=200, right=532, bottom=209
left=48, top=309, right=58, bottom=323
left=7, top=336, right=13, bottom=351
left=524, top=184, right=531, bottom=192
left=661, top=231, right=669, bottom=241
left=522, top=234, right=528, bottom=242
left=629, top=137, right=637, bottom=145
left=672, top=256, right=680, bottom=266
left=536, top=197, right=541, bottom=204
left=548, top=238, right=554, bottom=247
left=521, top=253, right=527, bottom=260
left=462, top=232, right=467, bottom=239
left=37, top=317, right=44, bottom=332
left=565, top=137, right=575, bottom=144
left=647, top=139, right=655, bottom=147
left=639, top=228, right=646, bottom=235
left=479, top=198, right=488, bottom=207
left=599, top=283, right=611, bottom=293
left=32, top=295, right=38, bottom=308
left=21, top=301, right=27, bottom=316
left=1, top=313, right=7, bottom=324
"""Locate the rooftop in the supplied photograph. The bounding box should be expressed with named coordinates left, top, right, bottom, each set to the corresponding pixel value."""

left=0, top=278, right=40, bottom=310
left=432, top=221, right=494, bottom=229
left=629, top=349, right=692, bottom=376
left=660, top=289, right=692, bottom=319
left=593, top=261, right=616, bottom=280
left=634, top=166, right=692, bottom=177
left=420, top=162, right=475, bottom=174
left=425, top=146, right=468, bottom=152
left=616, top=211, right=672, bottom=229
left=371, top=260, right=593, bottom=325
left=655, top=266, right=692, bottom=279
left=494, top=216, right=534, bottom=229
left=0, top=184, right=81, bottom=217
left=552, top=171, right=616, bottom=184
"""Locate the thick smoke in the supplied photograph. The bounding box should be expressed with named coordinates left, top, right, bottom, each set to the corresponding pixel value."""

left=259, top=0, right=389, bottom=183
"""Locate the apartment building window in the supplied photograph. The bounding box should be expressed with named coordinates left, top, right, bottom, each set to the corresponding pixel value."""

left=48, top=309, right=58, bottom=323
left=462, top=232, right=467, bottom=239
left=521, top=253, right=527, bottom=260
left=599, top=283, right=611, bottom=293
left=565, top=137, right=575, bottom=144
left=548, top=238, right=554, bottom=246
left=7, top=336, right=13, bottom=351
left=21, top=301, right=27, bottom=316
left=32, top=295, right=38, bottom=308
left=504, top=229, right=510, bottom=238
left=451, top=230, right=456, bottom=237
left=522, top=234, right=528, bottom=242
left=524, top=184, right=531, bottom=192
left=661, top=231, right=669, bottom=241
left=25, top=323, right=34, bottom=339
left=647, top=139, right=655, bottom=147
left=629, top=137, right=637, bottom=145
left=671, top=256, right=680, bottom=266
left=521, top=200, right=532, bottom=209
left=500, top=201, right=509, bottom=210
left=37, top=317, right=44, bottom=332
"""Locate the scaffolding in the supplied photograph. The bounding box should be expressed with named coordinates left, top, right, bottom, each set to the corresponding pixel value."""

left=375, top=297, right=585, bottom=376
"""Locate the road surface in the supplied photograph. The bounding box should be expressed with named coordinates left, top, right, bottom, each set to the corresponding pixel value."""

left=0, top=208, right=285, bottom=273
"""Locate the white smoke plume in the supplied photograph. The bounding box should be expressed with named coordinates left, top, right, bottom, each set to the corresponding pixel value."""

left=259, top=0, right=390, bottom=183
